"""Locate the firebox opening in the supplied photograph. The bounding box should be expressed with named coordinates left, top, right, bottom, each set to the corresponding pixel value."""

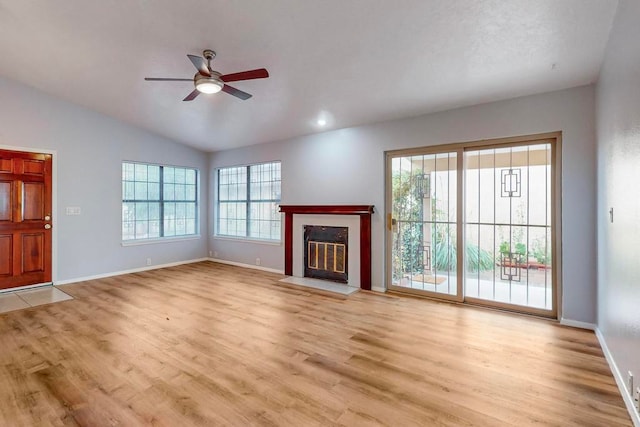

left=304, top=225, right=348, bottom=283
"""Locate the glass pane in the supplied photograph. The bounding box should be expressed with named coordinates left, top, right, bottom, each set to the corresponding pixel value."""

left=149, top=203, right=160, bottom=220
left=218, top=163, right=279, bottom=239
left=390, top=152, right=457, bottom=296
left=164, top=167, right=175, bottom=183
left=148, top=183, right=160, bottom=200
left=123, top=162, right=198, bottom=241
left=219, top=169, right=228, bottom=185
left=219, top=218, right=228, bottom=235
left=164, top=219, right=175, bottom=237
left=148, top=165, right=160, bottom=183
left=135, top=220, right=149, bottom=239
left=174, top=168, right=186, bottom=184
left=122, top=221, right=134, bottom=240
left=463, top=143, right=552, bottom=311
left=185, top=169, right=196, bottom=185
left=123, top=202, right=135, bottom=221
left=163, top=183, right=175, bottom=200
left=148, top=220, right=160, bottom=238
left=176, top=202, right=186, bottom=218
left=164, top=202, right=175, bottom=219
left=135, top=203, right=149, bottom=221
left=175, top=185, right=186, bottom=200
left=493, top=147, right=511, bottom=225
left=135, top=182, right=148, bottom=200
left=124, top=182, right=135, bottom=200
left=185, top=219, right=196, bottom=235
left=134, top=164, right=147, bottom=181
left=175, top=218, right=186, bottom=235
left=219, top=184, right=229, bottom=201
left=218, top=202, right=247, bottom=236
left=186, top=203, right=196, bottom=219
left=123, top=162, right=135, bottom=181
left=185, top=184, right=196, bottom=201
left=250, top=182, right=259, bottom=199
left=465, top=151, right=480, bottom=224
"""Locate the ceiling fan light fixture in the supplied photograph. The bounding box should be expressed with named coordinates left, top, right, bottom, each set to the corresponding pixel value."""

left=195, top=79, right=223, bottom=94
left=145, top=50, right=268, bottom=101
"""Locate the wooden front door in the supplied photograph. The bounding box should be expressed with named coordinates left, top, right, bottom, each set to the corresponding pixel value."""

left=0, top=149, right=52, bottom=290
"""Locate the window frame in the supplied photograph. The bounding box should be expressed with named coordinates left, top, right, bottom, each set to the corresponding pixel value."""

left=215, top=161, right=282, bottom=242
left=122, top=161, right=200, bottom=243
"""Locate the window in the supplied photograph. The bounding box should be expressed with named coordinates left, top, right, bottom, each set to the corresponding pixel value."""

left=217, top=161, right=281, bottom=241
left=122, top=162, right=198, bottom=241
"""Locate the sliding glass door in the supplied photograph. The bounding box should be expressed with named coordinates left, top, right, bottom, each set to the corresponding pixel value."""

left=386, top=134, right=559, bottom=317
left=464, top=143, right=554, bottom=315
left=387, top=149, right=462, bottom=301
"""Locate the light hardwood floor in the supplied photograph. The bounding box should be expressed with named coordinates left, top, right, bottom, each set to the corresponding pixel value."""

left=0, top=261, right=631, bottom=426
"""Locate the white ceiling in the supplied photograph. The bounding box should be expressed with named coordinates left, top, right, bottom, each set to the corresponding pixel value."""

left=0, top=0, right=618, bottom=152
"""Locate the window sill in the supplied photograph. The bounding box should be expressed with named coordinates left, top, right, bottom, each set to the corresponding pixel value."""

left=121, top=235, right=201, bottom=247
left=212, top=235, right=282, bottom=246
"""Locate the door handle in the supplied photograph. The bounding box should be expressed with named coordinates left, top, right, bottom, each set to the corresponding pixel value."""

left=387, top=214, right=398, bottom=232
left=44, top=224, right=51, bottom=230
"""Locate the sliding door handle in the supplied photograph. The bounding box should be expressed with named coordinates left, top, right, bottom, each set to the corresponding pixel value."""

left=387, top=214, right=398, bottom=232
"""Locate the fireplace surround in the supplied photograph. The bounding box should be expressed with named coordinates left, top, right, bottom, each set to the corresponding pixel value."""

left=279, top=205, right=375, bottom=290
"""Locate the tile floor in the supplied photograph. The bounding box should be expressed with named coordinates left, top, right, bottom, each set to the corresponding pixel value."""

left=279, top=276, right=360, bottom=295
left=0, top=286, right=73, bottom=314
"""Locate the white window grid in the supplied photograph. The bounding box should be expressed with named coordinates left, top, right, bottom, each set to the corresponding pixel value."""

left=122, top=162, right=198, bottom=241
left=217, top=161, right=281, bottom=241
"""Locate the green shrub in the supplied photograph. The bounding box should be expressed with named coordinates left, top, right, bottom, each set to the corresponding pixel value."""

left=432, top=224, right=494, bottom=272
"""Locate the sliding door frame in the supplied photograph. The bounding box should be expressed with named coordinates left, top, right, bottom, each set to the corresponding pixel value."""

left=385, top=145, right=464, bottom=302
left=385, top=131, right=562, bottom=319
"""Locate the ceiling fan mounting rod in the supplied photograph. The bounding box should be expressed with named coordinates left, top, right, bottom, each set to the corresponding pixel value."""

left=203, top=49, right=216, bottom=63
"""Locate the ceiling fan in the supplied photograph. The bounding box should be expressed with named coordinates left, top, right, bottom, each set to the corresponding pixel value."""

left=144, top=49, right=269, bottom=101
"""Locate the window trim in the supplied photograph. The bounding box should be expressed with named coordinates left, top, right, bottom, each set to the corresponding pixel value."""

left=211, top=235, right=281, bottom=246
left=121, top=235, right=201, bottom=247
left=215, top=160, right=282, bottom=242
left=122, top=161, right=200, bottom=242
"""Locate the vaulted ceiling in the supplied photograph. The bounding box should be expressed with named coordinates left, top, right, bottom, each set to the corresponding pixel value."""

left=0, top=0, right=618, bottom=151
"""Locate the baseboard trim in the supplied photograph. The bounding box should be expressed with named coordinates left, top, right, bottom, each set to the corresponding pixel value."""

left=209, top=258, right=284, bottom=274
left=559, top=318, right=596, bottom=330
left=371, top=286, right=386, bottom=293
left=55, top=258, right=209, bottom=285
left=595, top=327, right=640, bottom=426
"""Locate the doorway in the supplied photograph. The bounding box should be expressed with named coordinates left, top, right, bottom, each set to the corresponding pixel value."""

left=0, top=149, right=53, bottom=290
left=386, top=133, right=560, bottom=317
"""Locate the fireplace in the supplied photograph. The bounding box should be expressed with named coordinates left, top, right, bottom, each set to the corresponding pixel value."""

left=279, top=205, right=374, bottom=290
left=304, top=225, right=348, bottom=283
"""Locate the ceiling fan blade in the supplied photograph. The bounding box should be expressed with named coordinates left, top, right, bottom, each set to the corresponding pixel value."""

left=144, top=78, right=193, bottom=81
left=183, top=89, right=201, bottom=102
left=187, top=54, right=211, bottom=77
left=220, top=68, right=269, bottom=83
left=222, top=84, right=252, bottom=100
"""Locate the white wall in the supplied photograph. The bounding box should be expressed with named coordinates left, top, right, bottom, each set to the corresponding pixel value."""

left=0, top=48, right=601, bottom=326
left=210, top=85, right=597, bottom=323
left=0, top=76, right=209, bottom=282
left=596, top=0, right=640, bottom=419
